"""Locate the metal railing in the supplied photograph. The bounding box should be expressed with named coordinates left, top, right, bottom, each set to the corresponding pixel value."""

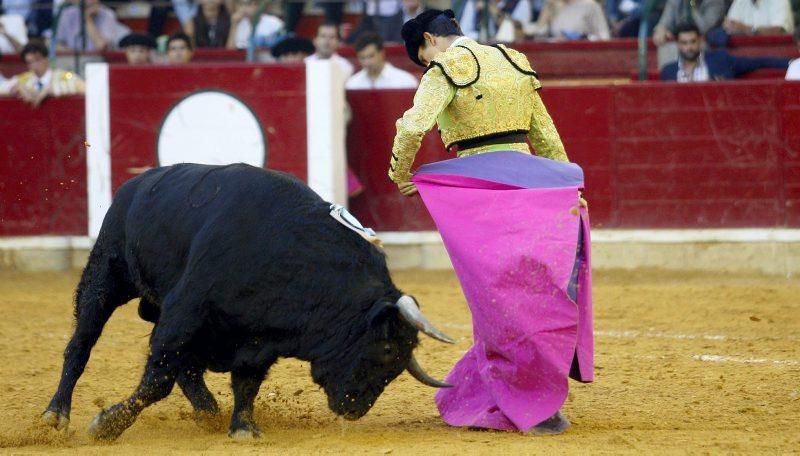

left=637, top=0, right=658, bottom=81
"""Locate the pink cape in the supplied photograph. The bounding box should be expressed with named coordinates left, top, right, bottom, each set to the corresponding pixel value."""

left=412, top=152, right=593, bottom=432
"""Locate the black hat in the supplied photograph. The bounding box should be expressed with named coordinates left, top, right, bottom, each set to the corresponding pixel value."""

left=119, top=33, right=156, bottom=49
left=271, top=36, right=315, bottom=59
left=401, top=9, right=458, bottom=67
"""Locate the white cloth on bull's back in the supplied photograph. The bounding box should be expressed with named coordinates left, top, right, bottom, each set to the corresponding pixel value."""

left=329, top=204, right=382, bottom=247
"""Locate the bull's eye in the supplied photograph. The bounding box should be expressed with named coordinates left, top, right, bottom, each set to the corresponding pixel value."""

left=383, top=344, right=392, bottom=355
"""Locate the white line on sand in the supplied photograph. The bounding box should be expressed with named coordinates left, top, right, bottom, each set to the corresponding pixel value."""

left=596, top=330, right=729, bottom=341
left=692, top=354, right=799, bottom=366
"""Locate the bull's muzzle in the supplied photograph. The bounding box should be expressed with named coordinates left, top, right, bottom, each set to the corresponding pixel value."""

left=396, top=295, right=455, bottom=388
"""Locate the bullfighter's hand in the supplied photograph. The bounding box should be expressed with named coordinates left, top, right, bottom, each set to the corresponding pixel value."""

left=397, top=181, right=418, bottom=197
left=579, top=191, right=588, bottom=209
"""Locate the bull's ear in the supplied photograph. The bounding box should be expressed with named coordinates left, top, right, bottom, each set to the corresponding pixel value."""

left=366, top=300, right=397, bottom=326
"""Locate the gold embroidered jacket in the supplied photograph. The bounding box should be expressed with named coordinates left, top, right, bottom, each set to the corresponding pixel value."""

left=389, top=38, right=568, bottom=183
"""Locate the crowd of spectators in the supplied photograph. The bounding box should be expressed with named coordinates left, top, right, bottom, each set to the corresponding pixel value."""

left=0, top=0, right=799, bottom=105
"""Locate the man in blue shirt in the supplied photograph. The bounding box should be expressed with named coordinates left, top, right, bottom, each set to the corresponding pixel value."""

left=661, top=23, right=790, bottom=81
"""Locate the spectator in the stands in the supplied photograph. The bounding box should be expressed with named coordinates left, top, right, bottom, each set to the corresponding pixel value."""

left=5, top=40, right=85, bottom=107
left=186, top=0, right=232, bottom=48
left=723, top=0, right=795, bottom=36
left=606, top=0, right=666, bottom=38
left=166, top=31, right=194, bottom=63
left=119, top=33, right=156, bottom=64
left=148, top=0, right=197, bottom=39
left=270, top=35, right=314, bottom=62
left=652, top=0, right=726, bottom=66
left=227, top=0, right=284, bottom=48
left=0, top=10, right=28, bottom=54
left=346, top=32, right=417, bottom=89
left=2, top=0, right=52, bottom=38
left=660, top=23, right=790, bottom=81
left=55, top=0, right=129, bottom=51
left=306, top=21, right=353, bottom=79
left=526, top=0, right=610, bottom=40
left=349, top=0, right=427, bottom=43
left=282, top=0, right=344, bottom=35
left=653, top=0, right=726, bottom=45
left=786, top=27, right=800, bottom=79
left=458, top=0, right=534, bottom=42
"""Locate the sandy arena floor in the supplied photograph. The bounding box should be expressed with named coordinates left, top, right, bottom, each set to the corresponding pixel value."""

left=0, top=268, right=797, bottom=454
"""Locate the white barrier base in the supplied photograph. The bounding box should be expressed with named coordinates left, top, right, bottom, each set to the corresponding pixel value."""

left=1, top=230, right=798, bottom=276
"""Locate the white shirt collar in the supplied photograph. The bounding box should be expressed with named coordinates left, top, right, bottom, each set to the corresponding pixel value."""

left=449, top=36, right=471, bottom=48
left=677, top=53, right=709, bottom=83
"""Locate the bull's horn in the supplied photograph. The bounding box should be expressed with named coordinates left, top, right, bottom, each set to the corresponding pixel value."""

left=396, top=295, right=455, bottom=344
left=407, top=354, right=452, bottom=388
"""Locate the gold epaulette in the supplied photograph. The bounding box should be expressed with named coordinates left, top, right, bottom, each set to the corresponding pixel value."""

left=58, top=70, right=77, bottom=82
left=427, top=45, right=479, bottom=88
left=16, top=71, right=34, bottom=84
left=493, top=44, right=541, bottom=89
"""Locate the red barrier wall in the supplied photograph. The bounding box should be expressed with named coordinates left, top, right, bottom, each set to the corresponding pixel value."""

left=108, top=63, right=308, bottom=191
left=347, top=80, right=800, bottom=230
left=2, top=78, right=798, bottom=236
left=0, top=96, right=87, bottom=235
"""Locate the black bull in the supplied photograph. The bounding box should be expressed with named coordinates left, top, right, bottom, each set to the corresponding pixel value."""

left=42, top=163, right=453, bottom=440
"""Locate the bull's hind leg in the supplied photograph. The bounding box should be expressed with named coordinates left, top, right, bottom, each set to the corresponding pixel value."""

left=139, top=298, right=218, bottom=416
left=43, top=239, right=136, bottom=431
left=228, top=366, right=269, bottom=439
left=178, top=361, right=219, bottom=416
left=88, top=290, right=204, bottom=441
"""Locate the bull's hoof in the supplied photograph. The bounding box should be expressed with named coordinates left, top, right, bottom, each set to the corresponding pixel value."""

left=228, top=429, right=261, bottom=441
left=528, top=410, right=571, bottom=436
left=42, top=410, right=70, bottom=431
left=228, top=423, right=262, bottom=441
left=88, top=403, right=137, bottom=441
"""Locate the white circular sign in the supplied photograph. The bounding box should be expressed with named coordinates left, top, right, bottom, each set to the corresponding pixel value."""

left=157, top=91, right=266, bottom=167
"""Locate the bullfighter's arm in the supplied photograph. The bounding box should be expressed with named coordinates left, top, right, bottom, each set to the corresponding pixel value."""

left=528, top=88, right=569, bottom=162
left=389, top=65, right=455, bottom=183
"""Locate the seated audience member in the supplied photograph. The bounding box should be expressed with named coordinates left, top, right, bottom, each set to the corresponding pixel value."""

left=652, top=0, right=726, bottom=66
left=527, top=0, right=610, bottom=40
left=653, top=0, right=726, bottom=45
left=119, top=33, right=156, bottom=64
left=351, top=0, right=426, bottom=43
left=306, top=22, right=353, bottom=79
left=4, top=0, right=52, bottom=38
left=786, top=28, right=800, bottom=79
left=6, top=40, right=85, bottom=107
left=55, top=0, right=127, bottom=51
left=148, top=0, right=198, bottom=38
left=0, top=12, right=28, bottom=54
left=282, top=0, right=344, bottom=35
left=186, top=0, right=232, bottom=48
left=346, top=32, right=417, bottom=89
left=166, top=32, right=194, bottom=63
left=228, top=0, right=284, bottom=49
left=660, top=23, right=790, bottom=81
left=606, top=0, right=665, bottom=37
left=723, top=0, right=795, bottom=37
left=270, top=36, right=314, bottom=62
left=458, top=0, right=533, bottom=42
